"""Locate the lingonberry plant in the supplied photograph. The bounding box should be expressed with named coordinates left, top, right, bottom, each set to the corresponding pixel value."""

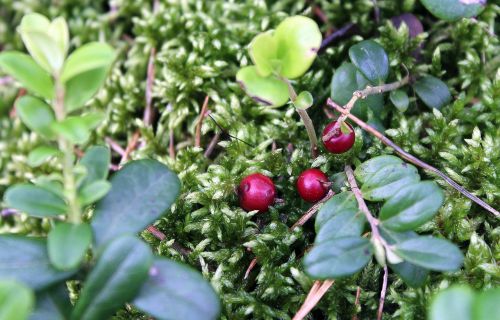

left=0, top=14, right=220, bottom=320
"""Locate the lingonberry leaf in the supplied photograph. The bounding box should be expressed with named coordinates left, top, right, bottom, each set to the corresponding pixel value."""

left=4, top=184, right=67, bottom=217
left=379, top=181, right=444, bottom=231
left=48, top=222, right=92, bottom=271
left=0, top=280, right=34, bottom=320
left=429, top=286, right=474, bottom=320
left=0, top=235, right=74, bottom=290
left=315, top=191, right=358, bottom=230
left=30, top=283, right=73, bottom=320
left=420, top=0, right=486, bottom=22
left=413, top=75, right=451, bottom=110
left=348, top=40, right=389, bottom=84
left=72, top=235, right=153, bottom=320
left=389, top=90, right=409, bottom=112
left=248, top=31, right=278, bottom=77
left=315, top=209, right=366, bottom=243
left=394, top=236, right=464, bottom=271
left=133, top=258, right=221, bottom=320
left=27, top=146, right=61, bottom=167
left=79, top=145, right=110, bottom=188
left=236, top=66, right=289, bottom=107
left=60, top=42, right=115, bottom=83
left=16, top=96, right=56, bottom=139
left=303, top=236, right=373, bottom=279
left=0, top=52, right=54, bottom=99
left=354, top=155, right=404, bottom=184
left=91, top=159, right=180, bottom=248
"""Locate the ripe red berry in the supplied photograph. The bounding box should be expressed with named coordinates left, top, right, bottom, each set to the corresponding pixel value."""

left=297, top=169, right=329, bottom=203
left=322, top=121, right=355, bottom=154
left=238, top=173, right=276, bottom=212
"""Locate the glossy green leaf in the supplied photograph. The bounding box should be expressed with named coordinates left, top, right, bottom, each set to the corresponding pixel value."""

left=134, top=258, right=221, bottom=320
left=389, top=90, right=409, bottom=112
left=48, top=223, right=92, bottom=271
left=72, top=235, right=153, bottom=320
left=0, top=52, right=53, bottom=99
left=315, top=209, right=365, bottom=243
left=79, top=145, right=110, bottom=188
left=421, top=0, right=486, bottom=22
left=248, top=31, right=278, bottom=77
left=78, top=180, right=111, bottom=206
left=27, top=146, right=60, bottom=167
left=361, top=163, right=420, bottom=201
left=16, top=96, right=55, bottom=139
left=91, top=159, right=181, bottom=248
left=61, top=42, right=115, bottom=83
left=349, top=40, right=389, bottom=84
left=429, top=286, right=474, bottom=320
left=50, top=113, right=104, bottom=144
left=304, top=236, right=372, bottom=279
left=293, top=91, right=313, bottom=110
left=0, top=280, right=34, bottom=320
left=30, top=284, right=72, bottom=320
left=354, top=155, right=403, bottom=184
left=236, top=66, right=289, bottom=107
left=413, top=76, right=451, bottom=110
left=395, top=236, right=464, bottom=271
left=0, top=235, right=74, bottom=290
left=315, top=192, right=358, bottom=230
left=380, top=181, right=444, bottom=231
left=4, top=184, right=67, bottom=218
left=64, top=67, right=109, bottom=112
left=473, top=288, right=500, bottom=320
left=274, top=15, right=322, bottom=79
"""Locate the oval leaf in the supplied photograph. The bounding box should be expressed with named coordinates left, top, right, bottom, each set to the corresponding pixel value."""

left=78, top=180, right=111, bottom=206
left=354, top=155, right=403, bottom=184
left=79, top=145, right=110, bottom=188
left=91, top=159, right=180, bottom=248
left=421, top=0, right=486, bottom=22
left=413, top=75, right=451, bottom=110
left=361, top=163, right=420, bottom=201
left=0, top=52, right=54, bottom=99
left=395, top=236, right=464, bottom=271
left=316, top=209, right=365, bottom=243
left=48, top=223, right=92, bottom=271
left=61, top=42, right=115, bottom=83
left=294, top=91, right=313, bottom=110
left=349, top=40, right=389, bottom=84
left=27, top=146, right=60, bottom=167
left=72, top=236, right=153, bottom=320
left=30, top=284, right=72, bottom=320
left=50, top=113, right=104, bottom=144
left=304, top=236, right=373, bottom=279
left=4, top=184, right=67, bottom=218
left=248, top=31, right=278, bottom=77
left=380, top=181, right=444, bottom=231
left=429, top=286, right=474, bottom=320
left=389, top=90, right=409, bottom=112
left=236, top=66, right=289, bottom=107
left=64, top=67, right=109, bottom=112
left=0, top=280, right=34, bottom=320
left=315, top=191, right=358, bottom=230
left=134, top=258, right=221, bottom=320
left=473, top=288, right=500, bottom=320
left=0, top=235, right=74, bottom=290
left=16, top=96, right=55, bottom=139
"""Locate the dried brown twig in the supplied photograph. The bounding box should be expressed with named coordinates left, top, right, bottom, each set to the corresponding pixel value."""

left=195, top=95, right=210, bottom=147
left=292, top=280, right=335, bottom=320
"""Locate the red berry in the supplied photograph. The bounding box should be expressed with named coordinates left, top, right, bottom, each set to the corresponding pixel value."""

left=322, top=121, right=355, bottom=154
left=297, top=169, right=329, bottom=203
left=238, top=173, right=276, bottom=212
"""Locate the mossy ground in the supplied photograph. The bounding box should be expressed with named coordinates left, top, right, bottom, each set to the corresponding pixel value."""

left=1, top=0, right=499, bottom=319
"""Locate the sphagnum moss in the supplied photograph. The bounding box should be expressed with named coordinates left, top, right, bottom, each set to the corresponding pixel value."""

left=1, top=0, right=499, bottom=319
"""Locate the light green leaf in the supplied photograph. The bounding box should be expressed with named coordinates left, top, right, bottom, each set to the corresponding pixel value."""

left=47, top=17, right=69, bottom=58
left=236, top=66, right=289, bottom=107
left=395, top=236, right=464, bottom=271
left=413, top=76, right=451, bottom=110
left=27, top=146, right=60, bottom=167
left=134, top=258, right=221, bottom=320
left=349, top=40, right=389, bottom=84
left=429, top=286, right=474, bottom=320
left=30, top=284, right=72, bottom=320
left=380, top=181, right=444, bottom=231
left=16, top=96, right=55, bottom=139
left=293, top=91, right=313, bottom=110
left=4, top=184, right=67, bottom=218
left=0, top=52, right=54, bottom=99
left=79, top=145, right=111, bottom=188
left=0, top=280, right=34, bottom=320
left=78, top=180, right=111, bottom=206
left=361, top=162, right=420, bottom=201
left=389, top=90, right=409, bottom=112
left=248, top=31, right=278, bottom=77
left=64, top=67, right=109, bottom=112
left=72, top=236, right=153, bottom=320
left=473, top=288, right=500, bottom=320
left=50, top=113, right=104, bottom=144
left=421, top=0, right=486, bottom=22
left=48, top=223, right=92, bottom=271
left=304, top=236, right=372, bottom=279
left=61, top=42, right=115, bottom=83
left=91, top=159, right=180, bottom=248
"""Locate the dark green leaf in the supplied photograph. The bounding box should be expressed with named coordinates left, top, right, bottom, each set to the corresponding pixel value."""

left=48, top=223, right=92, bottom=271
left=380, top=181, right=444, bottom=231
left=0, top=280, right=34, bottom=320
left=421, top=0, right=486, bottom=22
left=389, top=90, right=409, bottom=112
left=91, top=159, right=180, bottom=248
left=315, top=192, right=358, bottom=230
left=361, top=163, right=420, bottom=201
left=61, top=42, right=115, bottom=83
left=395, top=236, right=464, bottom=271
left=236, top=66, right=289, bottom=107
left=304, top=236, right=372, bottom=279
left=30, top=284, right=72, bottom=320
left=4, top=184, right=67, bottom=218
left=354, top=155, right=403, bottom=184
left=349, top=40, right=389, bottom=84
left=72, top=235, right=153, bottom=320
left=64, top=67, right=108, bottom=112
left=134, top=258, right=221, bottom=320
left=473, top=288, right=500, bottom=320
left=413, top=76, right=451, bottom=110
left=0, top=235, right=74, bottom=290
left=0, top=52, right=54, bottom=99
left=27, top=146, right=60, bottom=167
left=315, top=209, right=365, bottom=243
left=79, top=145, right=110, bottom=188
left=429, top=286, right=474, bottom=320
left=16, top=96, right=55, bottom=139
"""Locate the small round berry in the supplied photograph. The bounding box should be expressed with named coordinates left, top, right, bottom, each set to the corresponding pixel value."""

left=297, top=169, right=329, bottom=203
left=322, top=121, right=355, bottom=154
left=238, top=173, right=276, bottom=212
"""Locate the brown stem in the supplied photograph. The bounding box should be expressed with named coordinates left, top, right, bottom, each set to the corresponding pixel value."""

left=204, top=132, right=221, bottom=158
left=169, top=129, right=176, bottom=159
left=291, top=190, right=334, bottom=229
left=377, top=266, right=389, bottom=320
left=105, top=137, right=126, bottom=157
left=143, top=46, right=156, bottom=126
left=352, top=286, right=362, bottom=320
left=319, top=23, right=357, bottom=52
left=195, top=95, right=210, bottom=147
left=329, top=99, right=499, bottom=217
left=292, top=280, right=334, bottom=320
left=146, top=225, right=191, bottom=257
left=121, top=131, right=140, bottom=164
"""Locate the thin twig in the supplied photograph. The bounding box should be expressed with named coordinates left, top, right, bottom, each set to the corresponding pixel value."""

left=120, top=131, right=140, bottom=163
left=352, top=286, right=362, bottom=320
left=105, top=137, right=126, bottom=157
left=143, top=46, right=156, bottom=125
left=169, top=129, right=176, bottom=159
left=292, top=280, right=334, bottom=320
left=319, top=23, right=357, bottom=52
left=372, top=0, right=380, bottom=24
left=329, top=100, right=499, bottom=217
left=244, top=258, right=258, bottom=279
left=291, top=190, right=334, bottom=229
left=377, top=266, right=389, bottom=320
left=204, top=132, right=221, bottom=158
left=195, top=95, right=210, bottom=147
left=146, top=225, right=191, bottom=257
